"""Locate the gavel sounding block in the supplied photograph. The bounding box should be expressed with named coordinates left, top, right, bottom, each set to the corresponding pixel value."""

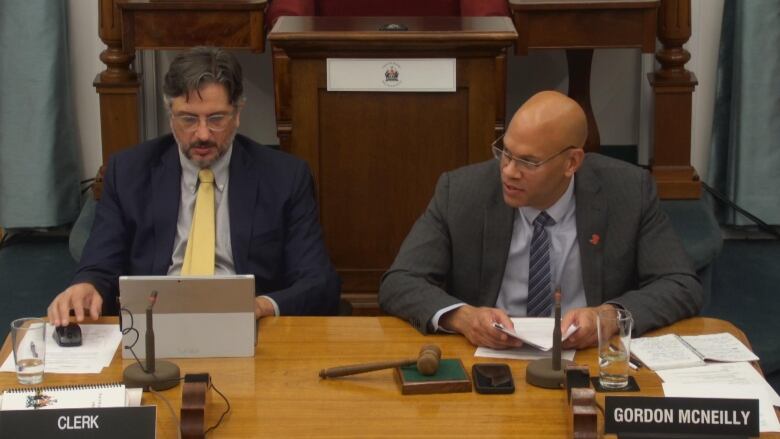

left=394, top=359, right=472, bottom=395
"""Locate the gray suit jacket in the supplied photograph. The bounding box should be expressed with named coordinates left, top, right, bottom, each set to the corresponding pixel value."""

left=379, top=154, right=703, bottom=336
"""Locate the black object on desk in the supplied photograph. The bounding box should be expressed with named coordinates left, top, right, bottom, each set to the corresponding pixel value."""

left=54, top=323, right=82, bottom=347
left=472, top=363, right=515, bottom=394
left=591, top=376, right=640, bottom=392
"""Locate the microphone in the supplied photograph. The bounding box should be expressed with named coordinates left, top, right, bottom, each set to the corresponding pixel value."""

left=146, top=291, right=157, bottom=373
left=123, top=290, right=181, bottom=391
left=526, top=289, right=574, bottom=389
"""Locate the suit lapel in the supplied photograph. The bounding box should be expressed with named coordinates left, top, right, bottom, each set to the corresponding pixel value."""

left=481, top=188, right=515, bottom=306
left=228, top=141, right=259, bottom=273
left=151, top=144, right=182, bottom=274
left=574, top=164, right=606, bottom=306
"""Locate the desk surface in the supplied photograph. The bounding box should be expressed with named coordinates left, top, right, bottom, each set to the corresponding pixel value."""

left=1, top=317, right=777, bottom=438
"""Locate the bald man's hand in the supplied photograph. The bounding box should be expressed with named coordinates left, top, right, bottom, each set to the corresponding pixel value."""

left=561, top=304, right=618, bottom=350
left=47, top=283, right=103, bottom=327
left=439, top=305, right=524, bottom=349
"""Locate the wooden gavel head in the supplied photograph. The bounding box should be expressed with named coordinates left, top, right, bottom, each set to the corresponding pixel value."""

left=416, top=344, right=442, bottom=376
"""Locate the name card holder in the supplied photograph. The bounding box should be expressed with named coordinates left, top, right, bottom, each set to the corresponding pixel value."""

left=0, top=406, right=155, bottom=438
left=605, top=396, right=759, bottom=438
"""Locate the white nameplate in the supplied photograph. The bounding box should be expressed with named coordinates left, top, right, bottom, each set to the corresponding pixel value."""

left=327, top=58, right=456, bottom=92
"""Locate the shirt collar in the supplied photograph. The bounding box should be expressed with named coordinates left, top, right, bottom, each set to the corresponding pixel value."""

left=178, top=143, right=233, bottom=194
left=519, top=177, right=575, bottom=225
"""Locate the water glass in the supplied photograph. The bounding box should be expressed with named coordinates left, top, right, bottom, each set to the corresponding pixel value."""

left=11, top=317, right=46, bottom=385
left=597, top=308, right=633, bottom=389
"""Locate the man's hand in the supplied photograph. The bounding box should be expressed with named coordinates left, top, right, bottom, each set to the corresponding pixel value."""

left=47, top=283, right=103, bottom=327
left=255, top=296, right=276, bottom=319
left=561, top=303, right=618, bottom=350
left=439, top=305, right=523, bottom=349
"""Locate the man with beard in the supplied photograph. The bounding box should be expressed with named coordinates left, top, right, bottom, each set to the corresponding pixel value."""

left=48, top=47, right=340, bottom=325
left=379, top=91, right=702, bottom=349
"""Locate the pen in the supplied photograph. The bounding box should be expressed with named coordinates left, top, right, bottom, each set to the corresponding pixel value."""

left=30, top=341, right=38, bottom=359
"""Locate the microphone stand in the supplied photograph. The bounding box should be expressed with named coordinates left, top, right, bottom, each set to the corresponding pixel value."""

left=526, top=290, right=573, bottom=389
left=123, top=291, right=181, bottom=391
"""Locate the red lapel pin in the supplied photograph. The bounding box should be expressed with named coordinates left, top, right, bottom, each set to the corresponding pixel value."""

left=589, top=234, right=600, bottom=245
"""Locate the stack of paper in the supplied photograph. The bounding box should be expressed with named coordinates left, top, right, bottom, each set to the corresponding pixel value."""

left=660, top=362, right=780, bottom=432
left=475, top=317, right=577, bottom=361
left=1, top=324, right=122, bottom=374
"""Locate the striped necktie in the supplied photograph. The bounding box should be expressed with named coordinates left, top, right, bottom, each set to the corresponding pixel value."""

left=181, top=169, right=215, bottom=275
left=527, top=211, right=555, bottom=317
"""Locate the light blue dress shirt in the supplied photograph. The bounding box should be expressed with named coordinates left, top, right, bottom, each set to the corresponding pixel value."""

left=432, top=178, right=586, bottom=330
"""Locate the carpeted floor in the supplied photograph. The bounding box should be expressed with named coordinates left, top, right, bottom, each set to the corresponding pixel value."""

left=0, top=232, right=778, bottom=392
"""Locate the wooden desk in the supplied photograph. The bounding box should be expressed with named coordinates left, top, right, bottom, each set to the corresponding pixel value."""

left=1, top=317, right=777, bottom=437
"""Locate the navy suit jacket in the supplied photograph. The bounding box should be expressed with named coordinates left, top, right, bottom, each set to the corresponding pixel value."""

left=73, top=134, right=341, bottom=315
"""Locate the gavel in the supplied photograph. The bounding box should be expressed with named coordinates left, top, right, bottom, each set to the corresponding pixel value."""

left=319, top=345, right=442, bottom=379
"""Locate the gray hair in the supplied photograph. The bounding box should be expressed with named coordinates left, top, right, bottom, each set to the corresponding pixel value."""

left=162, top=46, right=244, bottom=108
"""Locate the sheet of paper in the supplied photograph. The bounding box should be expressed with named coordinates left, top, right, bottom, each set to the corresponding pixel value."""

left=662, top=383, right=780, bottom=432
left=494, top=318, right=578, bottom=351
left=475, top=345, right=576, bottom=361
left=1, top=324, right=121, bottom=374
left=657, top=362, right=780, bottom=407
left=682, top=333, right=759, bottom=362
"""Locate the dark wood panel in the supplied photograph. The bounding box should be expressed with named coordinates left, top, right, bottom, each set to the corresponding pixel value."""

left=96, top=87, right=141, bottom=161
left=270, top=16, right=518, bottom=55
left=520, top=10, right=652, bottom=50
left=124, top=11, right=262, bottom=50
left=271, top=16, right=518, bottom=35
left=318, top=90, right=469, bottom=269
left=509, top=0, right=657, bottom=10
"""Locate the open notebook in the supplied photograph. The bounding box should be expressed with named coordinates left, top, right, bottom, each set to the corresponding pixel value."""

left=630, top=333, right=759, bottom=371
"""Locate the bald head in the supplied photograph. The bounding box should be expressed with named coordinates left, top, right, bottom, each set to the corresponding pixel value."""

left=507, top=91, right=587, bottom=155
left=498, top=91, right=587, bottom=210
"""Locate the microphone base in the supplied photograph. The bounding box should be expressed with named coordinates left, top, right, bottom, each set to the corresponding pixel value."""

left=525, top=358, right=574, bottom=389
left=123, top=360, right=181, bottom=391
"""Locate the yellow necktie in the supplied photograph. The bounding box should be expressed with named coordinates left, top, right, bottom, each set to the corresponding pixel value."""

left=182, top=169, right=215, bottom=275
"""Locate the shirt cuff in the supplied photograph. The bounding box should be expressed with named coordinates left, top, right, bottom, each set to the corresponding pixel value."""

left=260, top=295, right=280, bottom=317
left=430, top=303, right=466, bottom=333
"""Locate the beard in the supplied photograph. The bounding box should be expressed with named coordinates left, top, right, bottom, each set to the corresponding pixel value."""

left=174, top=130, right=236, bottom=169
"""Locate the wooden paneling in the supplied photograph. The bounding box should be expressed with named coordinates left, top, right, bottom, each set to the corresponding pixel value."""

left=319, top=90, right=469, bottom=286
left=122, top=10, right=264, bottom=50
left=271, top=17, right=516, bottom=313
left=650, top=0, right=700, bottom=199
left=516, top=9, right=655, bottom=51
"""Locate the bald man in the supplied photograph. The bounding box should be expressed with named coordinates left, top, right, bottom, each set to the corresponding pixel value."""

left=379, top=91, right=702, bottom=349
